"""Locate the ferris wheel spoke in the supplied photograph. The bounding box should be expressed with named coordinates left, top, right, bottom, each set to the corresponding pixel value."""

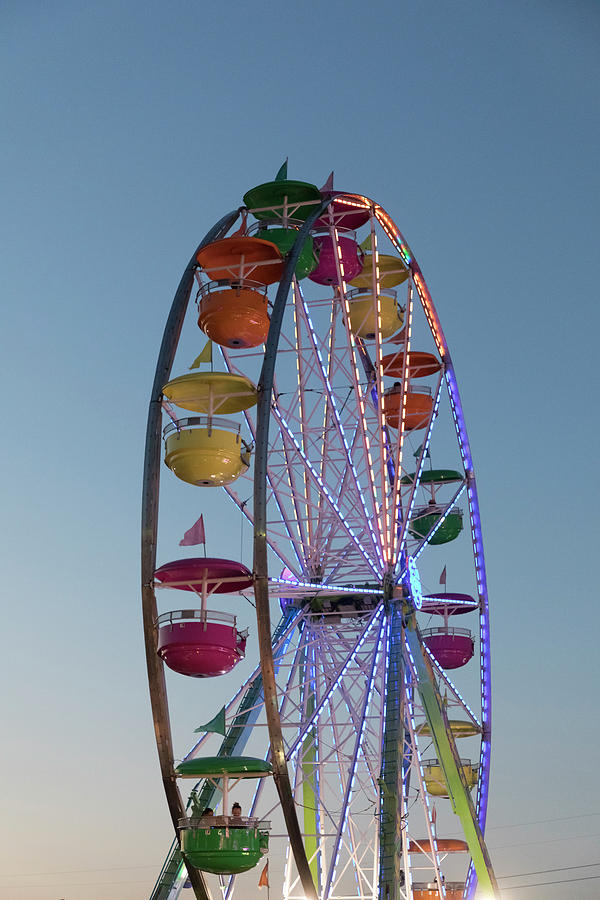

left=323, top=614, right=386, bottom=898
left=286, top=607, right=385, bottom=758
left=386, top=280, right=414, bottom=559
left=222, top=484, right=302, bottom=574
left=220, top=351, right=307, bottom=573
left=407, top=481, right=467, bottom=563
left=288, top=306, right=317, bottom=555
left=420, top=641, right=481, bottom=730
left=271, top=406, right=380, bottom=576
left=271, top=371, right=315, bottom=563
left=365, top=212, right=395, bottom=566
left=292, top=282, right=383, bottom=566
left=393, top=373, right=444, bottom=571
left=402, top=668, right=446, bottom=897
left=327, top=223, right=387, bottom=567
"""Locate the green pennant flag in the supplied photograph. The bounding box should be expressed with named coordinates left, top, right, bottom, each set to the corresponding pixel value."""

left=190, top=340, right=212, bottom=369
left=194, top=706, right=226, bottom=735
left=275, top=159, right=288, bottom=182
left=413, top=443, right=431, bottom=459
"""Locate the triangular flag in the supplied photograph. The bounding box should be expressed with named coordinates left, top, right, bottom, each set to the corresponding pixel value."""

left=275, top=160, right=288, bottom=182
left=439, top=565, right=447, bottom=587
left=320, top=171, right=334, bottom=193
left=190, top=341, right=212, bottom=369
left=413, top=443, right=431, bottom=459
left=194, top=706, right=226, bottom=735
left=179, top=515, right=206, bottom=547
left=258, top=861, right=269, bottom=888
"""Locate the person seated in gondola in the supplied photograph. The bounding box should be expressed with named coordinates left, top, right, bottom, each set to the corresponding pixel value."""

left=230, top=802, right=244, bottom=827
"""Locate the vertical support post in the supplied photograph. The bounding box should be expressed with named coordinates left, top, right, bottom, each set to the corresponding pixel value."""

left=300, top=633, right=320, bottom=890
left=378, top=592, right=405, bottom=899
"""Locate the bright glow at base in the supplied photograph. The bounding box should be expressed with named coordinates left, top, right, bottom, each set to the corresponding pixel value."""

left=407, top=556, right=423, bottom=609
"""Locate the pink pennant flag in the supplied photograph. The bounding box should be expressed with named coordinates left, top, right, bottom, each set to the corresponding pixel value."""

left=439, top=566, right=447, bottom=587
left=179, top=515, right=206, bottom=547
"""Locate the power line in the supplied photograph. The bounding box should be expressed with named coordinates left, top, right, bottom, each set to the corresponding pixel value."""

left=488, top=811, right=600, bottom=830
left=491, top=830, right=600, bottom=850
left=507, top=874, right=600, bottom=889
left=0, top=864, right=155, bottom=877
left=499, top=861, right=600, bottom=879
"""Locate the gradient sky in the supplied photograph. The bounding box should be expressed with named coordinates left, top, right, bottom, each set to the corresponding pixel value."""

left=1, top=1, right=599, bottom=898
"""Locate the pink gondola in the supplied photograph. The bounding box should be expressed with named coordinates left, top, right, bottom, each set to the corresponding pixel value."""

left=154, top=557, right=253, bottom=593
left=308, top=233, right=364, bottom=285
left=420, top=593, right=479, bottom=616
left=422, top=627, right=474, bottom=669
left=157, top=609, right=247, bottom=677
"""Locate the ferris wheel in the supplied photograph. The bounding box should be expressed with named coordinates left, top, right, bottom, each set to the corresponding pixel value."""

left=141, top=164, right=499, bottom=900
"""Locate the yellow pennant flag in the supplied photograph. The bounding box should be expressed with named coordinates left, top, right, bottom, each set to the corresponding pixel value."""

left=190, top=340, right=212, bottom=369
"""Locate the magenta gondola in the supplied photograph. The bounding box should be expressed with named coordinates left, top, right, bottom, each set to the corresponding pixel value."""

left=154, top=557, right=253, bottom=593
left=420, top=593, right=479, bottom=616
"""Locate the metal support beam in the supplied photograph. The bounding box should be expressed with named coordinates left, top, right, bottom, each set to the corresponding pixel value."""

left=404, top=624, right=499, bottom=897
left=142, top=209, right=240, bottom=900
left=378, top=599, right=405, bottom=899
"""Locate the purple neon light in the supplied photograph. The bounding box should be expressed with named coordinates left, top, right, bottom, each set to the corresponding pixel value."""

left=272, top=576, right=382, bottom=596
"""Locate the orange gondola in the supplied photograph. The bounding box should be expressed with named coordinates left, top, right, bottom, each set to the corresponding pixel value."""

left=382, top=350, right=441, bottom=379
left=384, top=385, right=434, bottom=430
left=196, top=236, right=284, bottom=285
left=197, top=284, right=270, bottom=348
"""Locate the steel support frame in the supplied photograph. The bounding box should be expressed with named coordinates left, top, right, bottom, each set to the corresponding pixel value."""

left=142, top=209, right=241, bottom=900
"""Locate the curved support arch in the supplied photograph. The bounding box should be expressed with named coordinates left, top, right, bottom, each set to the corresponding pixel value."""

left=253, top=197, right=332, bottom=900
left=141, top=209, right=240, bottom=900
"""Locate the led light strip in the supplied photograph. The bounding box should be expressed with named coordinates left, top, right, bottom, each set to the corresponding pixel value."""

left=220, top=347, right=306, bottom=571
left=272, top=405, right=380, bottom=576
left=292, top=283, right=315, bottom=555
left=271, top=577, right=382, bottom=595
left=323, top=614, right=387, bottom=897
left=369, top=215, right=391, bottom=565
left=421, top=643, right=481, bottom=729
left=412, top=484, right=467, bottom=562
left=295, top=282, right=382, bottom=565
left=331, top=222, right=385, bottom=571
left=389, top=279, right=414, bottom=568
left=286, top=605, right=385, bottom=758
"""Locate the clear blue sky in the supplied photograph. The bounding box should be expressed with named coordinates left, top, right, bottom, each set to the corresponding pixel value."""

left=1, top=1, right=599, bottom=898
